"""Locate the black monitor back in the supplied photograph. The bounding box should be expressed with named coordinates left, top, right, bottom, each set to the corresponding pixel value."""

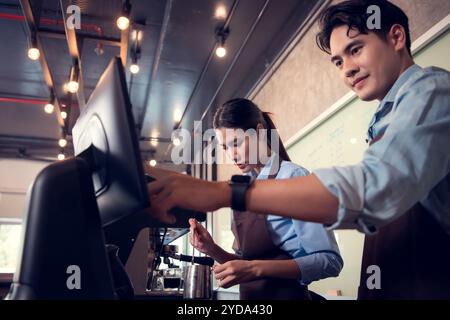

left=72, top=57, right=205, bottom=263
left=7, top=158, right=115, bottom=299
left=72, top=57, right=149, bottom=228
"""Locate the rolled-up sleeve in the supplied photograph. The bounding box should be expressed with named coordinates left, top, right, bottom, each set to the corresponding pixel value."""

left=314, top=70, right=450, bottom=234
left=289, top=211, right=343, bottom=284
left=295, top=252, right=343, bottom=285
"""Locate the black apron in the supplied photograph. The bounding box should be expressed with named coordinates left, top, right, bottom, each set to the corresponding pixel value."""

left=231, top=167, right=311, bottom=300
left=358, top=134, right=450, bottom=299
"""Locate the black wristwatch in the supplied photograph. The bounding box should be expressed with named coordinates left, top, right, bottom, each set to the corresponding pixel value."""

left=228, top=175, right=252, bottom=211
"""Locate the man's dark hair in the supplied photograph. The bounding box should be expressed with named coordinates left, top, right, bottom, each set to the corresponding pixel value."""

left=316, top=0, right=412, bottom=56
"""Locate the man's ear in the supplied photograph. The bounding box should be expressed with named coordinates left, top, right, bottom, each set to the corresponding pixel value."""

left=389, top=24, right=407, bottom=52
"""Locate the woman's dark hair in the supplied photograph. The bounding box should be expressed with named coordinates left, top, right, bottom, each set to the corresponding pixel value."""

left=213, top=98, right=291, bottom=162
left=316, top=0, right=411, bottom=56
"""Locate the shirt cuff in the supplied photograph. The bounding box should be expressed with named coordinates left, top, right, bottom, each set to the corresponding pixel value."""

left=313, top=167, right=377, bottom=235
left=294, top=255, right=317, bottom=285
left=295, top=252, right=343, bottom=285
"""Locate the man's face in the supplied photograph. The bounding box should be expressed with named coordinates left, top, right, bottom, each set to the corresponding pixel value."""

left=329, top=26, right=401, bottom=101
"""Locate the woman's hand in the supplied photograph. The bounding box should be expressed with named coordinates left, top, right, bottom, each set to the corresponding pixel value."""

left=144, top=167, right=231, bottom=224
left=189, top=218, right=216, bottom=255
left=213, top=260, right=261, bottom=289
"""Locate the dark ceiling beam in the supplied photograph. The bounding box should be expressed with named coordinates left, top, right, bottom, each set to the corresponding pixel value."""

left=0, top=152, right=55, bottom=163
left=59, top=0, right=86, bottom=114
left=0, top=134, right=60, bottom=146
left=137, top=0, right=173, bottom=134
left=0, top=92, right=48, bottom=101
left=119, top=25, right=130, bottom=68
left=0, top=2, right=137, bottom=25
left=38, top=28, right=121, bottom=47
left=19, top=0, right=65, bottom=128
left=0, top=135, right=73, bottom=155
left=118, top=1, right=150, bottom=67
left=0, top=134, right=74, bottom=162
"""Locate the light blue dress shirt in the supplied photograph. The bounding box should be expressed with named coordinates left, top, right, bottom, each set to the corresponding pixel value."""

left=314, top=65, right=450, bottom=235
left=241, top=153, right=343, bottom=285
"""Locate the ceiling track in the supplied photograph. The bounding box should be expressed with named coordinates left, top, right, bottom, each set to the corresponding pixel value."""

left=137, top=0, right=173, bottom=134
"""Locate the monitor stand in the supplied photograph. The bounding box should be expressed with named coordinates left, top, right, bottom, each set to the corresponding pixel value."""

left=6, top=156, right=115, bottom=299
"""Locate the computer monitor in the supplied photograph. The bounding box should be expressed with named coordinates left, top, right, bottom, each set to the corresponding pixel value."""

left=72, top=57, right=149, bottom=228
left=7, top=57, right=203, bottom=299
left=72, top=57, right=204, bottom=262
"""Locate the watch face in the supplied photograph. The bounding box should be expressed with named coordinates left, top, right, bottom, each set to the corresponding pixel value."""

left=232, top=175, right=251, bottom=184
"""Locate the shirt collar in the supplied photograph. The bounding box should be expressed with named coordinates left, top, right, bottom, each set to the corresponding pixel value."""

left=382, top=64, right=421, bottom=104
left=366, top=64, right=421, bottom=143
left=247, top=152, right=280, bottom=180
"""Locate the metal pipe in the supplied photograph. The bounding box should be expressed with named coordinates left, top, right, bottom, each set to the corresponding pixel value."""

left=0, top=12, right=104, bottom=36
left=0, top=96, right=47, bottom=105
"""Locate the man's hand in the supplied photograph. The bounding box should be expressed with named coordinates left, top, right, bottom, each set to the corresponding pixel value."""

left=143, top=165, right=184, bottom=179
left=189, top=218, right=216, bottom=255
left=213, top=260, right=261, bottom=289
left=144, top=167, right=231, bottom=224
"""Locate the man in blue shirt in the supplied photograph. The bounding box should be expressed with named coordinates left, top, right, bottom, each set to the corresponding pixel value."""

left=146, top=0, right=450, bottom=299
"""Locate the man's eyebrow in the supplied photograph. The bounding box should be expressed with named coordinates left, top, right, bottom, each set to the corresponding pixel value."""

left=330, top=55, right=341, bottom=63
left=330, top=39, right=365, bottom=62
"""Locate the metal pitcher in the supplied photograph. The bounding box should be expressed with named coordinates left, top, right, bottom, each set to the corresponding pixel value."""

left=183, top=264, right=212, bottom=299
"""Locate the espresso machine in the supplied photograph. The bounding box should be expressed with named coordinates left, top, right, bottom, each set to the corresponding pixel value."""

left=145, top=227, right=214, bottom=299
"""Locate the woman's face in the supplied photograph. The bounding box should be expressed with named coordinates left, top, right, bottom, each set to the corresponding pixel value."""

left=216, top=125, right=265, bottom=174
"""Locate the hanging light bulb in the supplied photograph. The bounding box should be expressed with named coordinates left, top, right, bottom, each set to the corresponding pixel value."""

left=44, top=103, right=54, bottom=114
left=28, top=47, right=40, bottom=60
left=61, top=111, right=68, bottom=119
left=58, top=138, right=67, bottom=148
left=117, top=16, right=130, bottom=30
left=67, top=81, right=78, bottom=93
left=57, top=153, right=65, bottom=161
left=129, top=39, right=141, bottom=74
left=215, top=5, right=227, bottom=19
left=66, top=63, right=79, bottom=93
left=149, top=159, right=157, bottom=167
left=215, top=27, right=229, bottom=58
left=44, top=92, right=55, bottom=114
left=27, top=33, right=40, bottom=60
left=117, top=0, right=131, bottom=30
left=215, top=45, right=226, bottom=58
left=173, top=108, right=182, bottom=123
left=173, top=137, right=181, bottom=146
left=129, top=62, right=140, bottom=74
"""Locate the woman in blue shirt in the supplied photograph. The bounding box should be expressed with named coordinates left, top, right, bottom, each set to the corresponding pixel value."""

left=189, top=98, right=343, bottom=300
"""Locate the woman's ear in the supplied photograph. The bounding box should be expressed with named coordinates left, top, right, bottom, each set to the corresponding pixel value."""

left=256, top=123, right=264, bottom=131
